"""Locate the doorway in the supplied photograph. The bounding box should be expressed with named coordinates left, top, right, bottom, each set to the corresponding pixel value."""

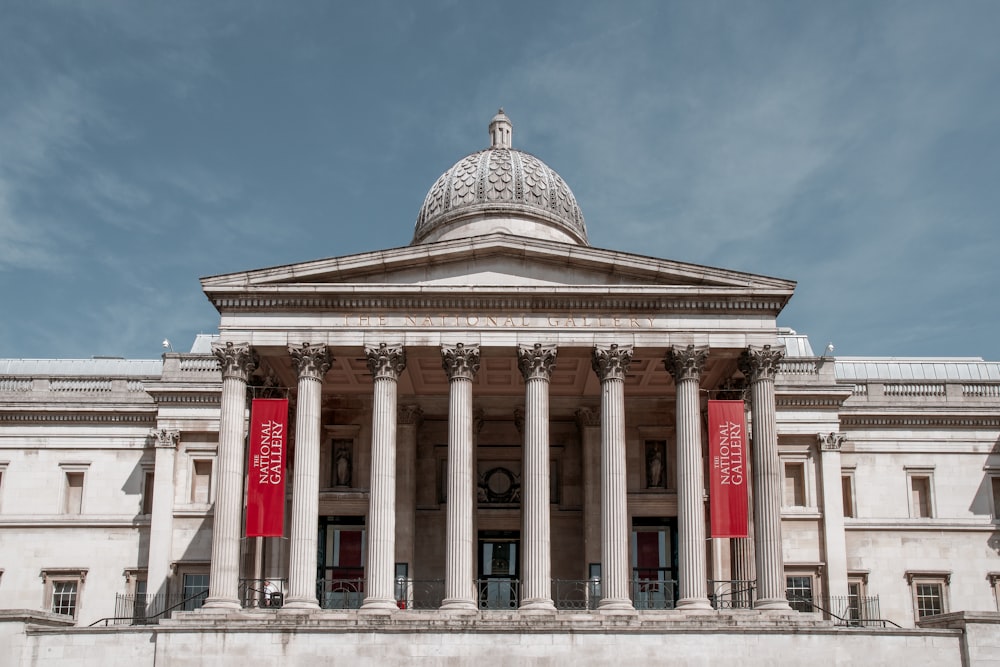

left=478, top=531, right=519, bottom=609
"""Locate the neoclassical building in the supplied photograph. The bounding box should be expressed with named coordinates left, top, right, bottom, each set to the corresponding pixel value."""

left=1, top=111, right=999, bottom=665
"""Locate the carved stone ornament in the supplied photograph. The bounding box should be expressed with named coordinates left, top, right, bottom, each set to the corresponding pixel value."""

left=289, top=342, right=332, bottom=381
left=513, top=407, right=525, bottom=435
left=664, top=344, right=709, bottom=383
left=441, top=343, right=481, bottom=381
left=518, top=343, right=557, bottom=382
left=398, top=404, right=424, bottom=426
left=365, top=343, right=406, bottom=380
left=738, top=344, right=785, bottom=383
left=211, top=341, right=258, bottom=381
left=591, top=343, right=633, bottom=382
left=150, top=428, right=179, bottom=449
left=575, top=407, right=600, bottom=429
left=818, top=432, right=847, bottom=451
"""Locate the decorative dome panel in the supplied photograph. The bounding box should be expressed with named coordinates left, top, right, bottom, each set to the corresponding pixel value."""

left=413, top=110, right=588, bottom=246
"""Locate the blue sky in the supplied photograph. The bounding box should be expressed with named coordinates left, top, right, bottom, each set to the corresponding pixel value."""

left=1, top=1, right=998, bottom=360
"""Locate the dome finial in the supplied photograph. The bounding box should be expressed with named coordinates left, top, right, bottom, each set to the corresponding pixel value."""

left=489, top=108, right=512, bottom=149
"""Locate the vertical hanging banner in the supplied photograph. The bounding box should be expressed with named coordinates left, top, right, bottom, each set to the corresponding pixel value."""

left=246, top=398, right=288, bottom=537
left=708, top=400, right=749, bottom=538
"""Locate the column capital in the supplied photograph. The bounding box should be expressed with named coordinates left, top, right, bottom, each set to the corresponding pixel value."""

left=212, top=341, right=258, bottom=381
left=818, top=432, right=847, bottom=451
left=441, top=343, right=480, bottom=381
left=664, top=344, right=709, bottom=382
left=365, top=343, right=406, bottom=380
left=517, top=343, right=557, bottom=381
left=575, top=406, right=600, bottom=429
left=289, top=342, right=332, bottom=381
left=591, top=343, right=633, bottom=382
left=149, top=428, right=179, bottom=449
left=398, top=404, right=423, bottom=426
left=739, top=344, right=785, bottom=383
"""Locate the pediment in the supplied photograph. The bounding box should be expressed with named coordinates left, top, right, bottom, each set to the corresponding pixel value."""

left=201, top=233, right=794, bottom=292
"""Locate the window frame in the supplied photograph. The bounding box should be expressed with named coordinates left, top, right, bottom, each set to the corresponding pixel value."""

left=841, top=466, right=857, bottom=519
left=906, top=571, right=950, bottom=620
left=41, top=568, right=88, bottom=620
left=59, top=462, right=90, bottom=515
left=905, top=466, right=936, bottom=519
left=784, top=565, right=823, bottom=613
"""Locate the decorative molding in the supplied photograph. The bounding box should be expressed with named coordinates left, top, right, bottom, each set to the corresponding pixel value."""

left=289, top=342, right=332, bottom=381
left=575, top=407, right=600, bottom=429
left=664, top=344, right=708, bottom=382
left=905, top=570, right=951, bottom=585
left=211, top=341, right=258, bottom=381
left=592, top=343, right=633, bottom=382
left=818, top=432, right=846, bottom=451
left=841, top=416, right=1000, bottom=429
left=150, top=429, right=180, bottom=449
left=40, top=568, right=88, bottom=583
left=365, top=343, right=406, bottom=380
left=513, top=408, right=524, bottom=436
left=398, top=404, right=423, bottom=426
left=441, top=343, right=480, bottom=381
left=517, top=343, right=557, bottom=382
left=0, top=412, right=155, bottom=425
left=739, top=345, right=785, bottom=383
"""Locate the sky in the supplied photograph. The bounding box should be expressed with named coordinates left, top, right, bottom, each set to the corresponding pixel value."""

left=1, top=1, right=999, bottom=361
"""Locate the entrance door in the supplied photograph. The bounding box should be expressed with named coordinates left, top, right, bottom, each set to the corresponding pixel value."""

left=631, top=518, right=677, bottom=609
left=318, top=517, right=365, bottom=609
left=478, top=531, right=519, bottom=609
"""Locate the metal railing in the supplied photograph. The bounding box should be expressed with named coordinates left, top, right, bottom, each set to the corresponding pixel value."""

left=631, top=577, right=677, bottom=610
left=239, top=578, right=287, bottom=609
left=90, top=590, right=209, bottom=627
left=709, top=579, right=756, bottom=609
left=395, top=578, right=445, bottom=610
left=317, top=578, right=365, bottom=610
left=552, top=578, right=602, bottom=610
left=787, top=594, right=898, bottom=628
left=476, top=578, right=520, bottom=610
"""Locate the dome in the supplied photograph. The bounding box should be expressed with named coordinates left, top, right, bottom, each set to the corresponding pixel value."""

left=413, top=110, right=588, bottom=246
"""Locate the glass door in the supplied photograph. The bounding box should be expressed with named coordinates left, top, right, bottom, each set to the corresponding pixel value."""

left=478, top=531, right=519, bottom=609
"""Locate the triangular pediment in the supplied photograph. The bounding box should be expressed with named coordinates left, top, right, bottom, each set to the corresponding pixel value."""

left=201, top=233, right=794, bottom=292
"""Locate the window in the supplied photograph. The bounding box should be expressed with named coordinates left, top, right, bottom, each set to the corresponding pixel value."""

left=991, top=477, right=1000, bottom=519
left=906, top=571, right=950, bottom=620
left=784, top=462, right=806, bottom=507
left=41, top=568, right=87, bottom=620
left=182, top=573, right=210, bottom=611
left=64, top=472, right=84, bottom=514
left=846, top=574, right=873, bottom=623
left=785, top=575, right=814, bottom=612
left=141, top=470, right=155, bottom=515
left=0, top=461, right=7, bottom=512
left=989, top=573, right=1000, bottom=611
left=841, top=473, right=855, bottom=518
left=191, top=460, right=212, bottom=504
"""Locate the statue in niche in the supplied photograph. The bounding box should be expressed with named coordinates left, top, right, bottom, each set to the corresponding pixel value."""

left=334, top=446, right=352, bottom=487
left=646, top=442, right=664, bottom=489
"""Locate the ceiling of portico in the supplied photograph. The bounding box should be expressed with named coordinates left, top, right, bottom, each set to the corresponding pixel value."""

left=257, top=344, right=742, bottom=400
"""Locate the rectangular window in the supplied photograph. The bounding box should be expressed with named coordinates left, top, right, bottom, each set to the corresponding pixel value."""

left=64, top=472, right=84, bottom=515
left=786, top=575, right=814, bottom=612
left=191, top=460, right=212, bottom=504
left=182, top=573, right=210, bottom=611
left=842, top=474, right=855, bottom=518
left=51, top=581, right=79, bottom=616
left=907, top=572, right=949, bottom=620
left=783, top=462, right=805, bottom=507
left=991, top=477, right=1000, bottom=519
left=141, top=470, right=155, bottom=515
left=910, top=476, right=932, bottom=518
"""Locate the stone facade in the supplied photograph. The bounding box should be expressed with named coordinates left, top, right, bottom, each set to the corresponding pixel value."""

left=1, top=113, right=999, bottom=664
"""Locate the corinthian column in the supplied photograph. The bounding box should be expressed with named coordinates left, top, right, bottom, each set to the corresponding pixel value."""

left=440, top=343, right=480, bottom=611
left=518, top=343, right=557, bottom=612
left=739, top=345, right=790, bottom=610
left=362, top=343, right=406, bottom=611
left=204, top=342, right=257, bottom=610
left=592, top=343, right=634, bottom=611
left=283, top=343, right=331, bottom=611
left=665, top=345, right=711, bottom=610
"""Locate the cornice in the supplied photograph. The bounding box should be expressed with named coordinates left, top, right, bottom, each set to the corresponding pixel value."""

left=0, top=410, right=156, bottom=425
left=840, top=414, right=1000, bottom=429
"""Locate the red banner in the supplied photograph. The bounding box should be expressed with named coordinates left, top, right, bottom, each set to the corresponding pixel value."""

left=246, top=398, right=287, bottom=537
left=708, top=400, right=749, bottom=538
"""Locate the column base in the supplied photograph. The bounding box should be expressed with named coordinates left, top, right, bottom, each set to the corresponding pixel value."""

left=597, top=598, right=635, bottom=614
left=675, top=597, right=713, bottom=611
left=518, top=598, right=556, bottom=613
left=201, top=596, right=242, bottom=612
left=360, top=597, right=399, bottom=613
left=754, top=597, right=792, bottom=611
left=280, top=598, right=320, bottom=612
left=439, top=598, right=478, bottom=613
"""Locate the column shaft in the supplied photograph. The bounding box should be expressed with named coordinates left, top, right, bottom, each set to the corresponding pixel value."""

left=146, top=429, right=178, bottom=615
left=741, top=345, right=790, bottom=610
left=204, top=342, right=256, bottom=611
left=363, top=344, right=405, bottom=610
left=284, top=343, right=330, bottom=611
left=519, top=343, right=556, bottom=611
left=592, top=344, right=633, bottom=611
left=441, top=344, right=480, bottom=611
